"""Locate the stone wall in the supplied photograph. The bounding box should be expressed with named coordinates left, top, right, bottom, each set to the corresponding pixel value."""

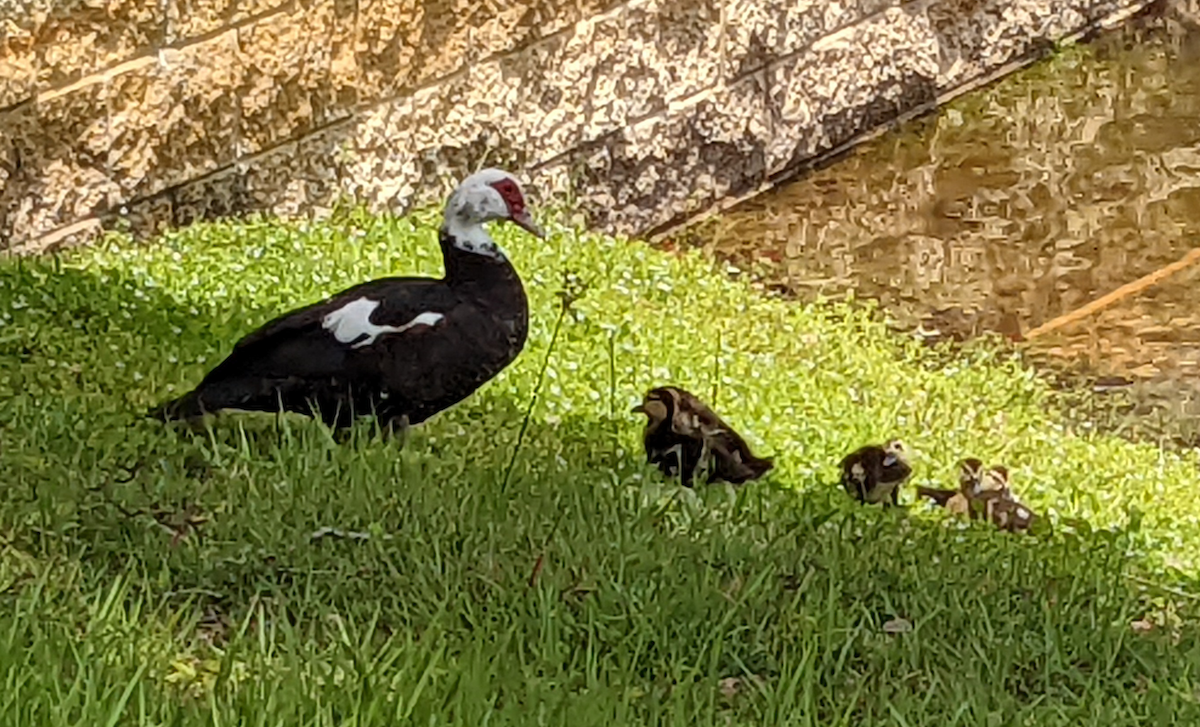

left=0, top=0, right=1157, bottom=252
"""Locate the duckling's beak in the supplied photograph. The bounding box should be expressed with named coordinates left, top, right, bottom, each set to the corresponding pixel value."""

left=630, top=404, right=646, bottom=414
left=511, top=210, right=545, bottom=239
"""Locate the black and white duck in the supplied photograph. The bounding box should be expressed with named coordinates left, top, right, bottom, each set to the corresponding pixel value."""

left=149, top=168, right=544, bottom=433
left=838, top=439, right=912, bottom=506
left=632, top=386, right=774, bottom=487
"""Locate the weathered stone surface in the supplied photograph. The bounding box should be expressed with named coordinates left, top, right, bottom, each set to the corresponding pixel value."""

left=2, top=82, right=114, bottom=245
left=237, top=6, right=339, bottom=154
left=590, top=0, right=722, bottom=129
left=101, top=192, right=174, bottom=240
left=173, top=166, right=251, bottom=226
left=926, top=0, right=1135, bottom=90
left=166, top=0, right=236, bottom=43
left=353, top=0, right=468, bottom=104
left=574, top=70, right=771, bottom=234
left=108, top=32, right=242, bottom=199
left=235, top=0, right=292, bottom=22
left=766, top=4, right=940, bottom=177
left=243, top=122, right=352, bottom=217
left=35, top=0, right=165, bottom=89
left=469, top=0, right=581, bottom=60
left=328, top=0, right=359, bottom=109
left=0, top=9, right=39, bottom=109
left=4, top=0, right=1161, bottom=250
left=724, top=0, right=900, bottom=80
left=469, top=33, right=597, bottom=161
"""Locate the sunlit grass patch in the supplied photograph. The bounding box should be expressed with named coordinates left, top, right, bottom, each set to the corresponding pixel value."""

left=1, top=206, right=1199, bottom=724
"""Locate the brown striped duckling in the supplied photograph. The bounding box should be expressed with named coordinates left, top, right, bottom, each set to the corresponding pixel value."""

left=919, top=461, right=1038, bottom=533
left=838, top=439, right=912, bottom=506
left=631, top=386, right=774, bottom=487
left=967, top=466, right=1039, bottom=533
left=916, top=457, right=985, bottom=513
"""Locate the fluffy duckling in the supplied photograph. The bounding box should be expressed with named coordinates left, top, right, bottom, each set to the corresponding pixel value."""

left=838, top=439, right=912, bottom=506
left=631, top=386, right=774, bottom=487
left=967, top=466, right=1039, bottom=533
left=920, top=461, right=1038, bottom=533
left=916, top=458, right=984, bottom=510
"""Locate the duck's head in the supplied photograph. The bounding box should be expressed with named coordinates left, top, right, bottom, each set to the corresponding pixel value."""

left=443, top=169, right=545, bottom=256
left=632, top=387, right=677, bottom=432
left=882, top=439, right=907, bottom=467
left=956, top=457, right=984, bottom=492
left=980, top=465, right=1010, bottom=493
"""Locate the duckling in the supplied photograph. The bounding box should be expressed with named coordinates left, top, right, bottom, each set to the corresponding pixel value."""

left=920, top=462, right=1038, bottom=533
left=838, top=439, right=912, bottom=506
left=916, top=457, right=984, bottom=510
left=967, top=466, right=1039, bottom=533
left=631, top=386, right=774, bottom=487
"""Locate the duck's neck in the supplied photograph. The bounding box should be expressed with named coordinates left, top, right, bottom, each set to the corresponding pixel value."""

left=438, top=218, right=516, bottom=288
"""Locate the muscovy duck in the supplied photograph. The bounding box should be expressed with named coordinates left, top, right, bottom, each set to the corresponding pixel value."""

left=149, top=168, right=543, bottom=432
left=838, top=439, right=912, bottom=506
left=632, top=386, right=774, bottom=487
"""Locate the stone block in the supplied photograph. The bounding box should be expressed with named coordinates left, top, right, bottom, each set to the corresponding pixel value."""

left=235, top=0, right=292, bottom=22
left=237, top=6, right=339, bottom=154
left=724, top=0, right=899, bottom=80
left=353, top=0, right=469, bottom=105
left=766, top=5, right=940, bottom=177
left=468, top=32, right=596, bottom=162
left=328, top=0, right=359, bottom=109
left=575, top=71, right=771, bottom=235
left=1, top=81, right=115, bottom=244
left=108, top=32, right=242, bottom=200
left=341, top=96, right=423, bottom=211
left=166, top=0, right=236, bottom=42
left=468, top=0, right=580, bottom=60
left=242, top=123, right=352, bottom=217
left=101, top=192, right=174, bottom=240
left=927, top=0, right=1084, bottom=90
left=173, top=166, right=251, bottom=226
left=35, top=0, right=166, bottom=88
left=588, top=0, right=722, bottom=130
left=0, top=10, right=39, bottom=109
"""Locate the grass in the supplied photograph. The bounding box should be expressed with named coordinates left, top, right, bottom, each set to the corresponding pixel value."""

left=2, top=204, right=1200, bottom=725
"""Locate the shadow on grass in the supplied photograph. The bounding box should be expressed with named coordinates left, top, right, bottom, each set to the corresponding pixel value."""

left=3, top=256, right=1200, bottom=723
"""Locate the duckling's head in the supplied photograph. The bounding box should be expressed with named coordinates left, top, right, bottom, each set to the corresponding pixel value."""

left=631, top=387, right=675, bottom=432
left=956, top=457, right=984, bottom=492
left=980, top=465, right=1010, bottom=493
left=882, top=439, right=907, bottom=466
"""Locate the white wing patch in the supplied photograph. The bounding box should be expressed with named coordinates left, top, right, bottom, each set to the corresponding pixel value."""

left=322, top=297, right=444, bottom=349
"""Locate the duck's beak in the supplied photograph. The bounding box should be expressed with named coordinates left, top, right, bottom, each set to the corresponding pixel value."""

left=511, top=210, right=545, bottom=239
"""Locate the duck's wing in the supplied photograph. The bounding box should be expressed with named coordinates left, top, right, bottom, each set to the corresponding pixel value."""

left=151, top=277, right=458, bottom=419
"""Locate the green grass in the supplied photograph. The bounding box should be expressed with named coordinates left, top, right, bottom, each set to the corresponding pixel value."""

left=2, top=205, right=1200, bottom=725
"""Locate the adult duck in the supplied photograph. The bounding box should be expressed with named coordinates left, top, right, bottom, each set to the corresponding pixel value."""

left=149, top=168, right=543, bottom=433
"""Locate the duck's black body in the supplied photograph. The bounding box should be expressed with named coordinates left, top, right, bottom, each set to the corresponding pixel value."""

left=149, top=169, right=541, bottom=431
left=839, top=440, right=912, bottom=506
left=633, top=386, right=774, bottom=487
